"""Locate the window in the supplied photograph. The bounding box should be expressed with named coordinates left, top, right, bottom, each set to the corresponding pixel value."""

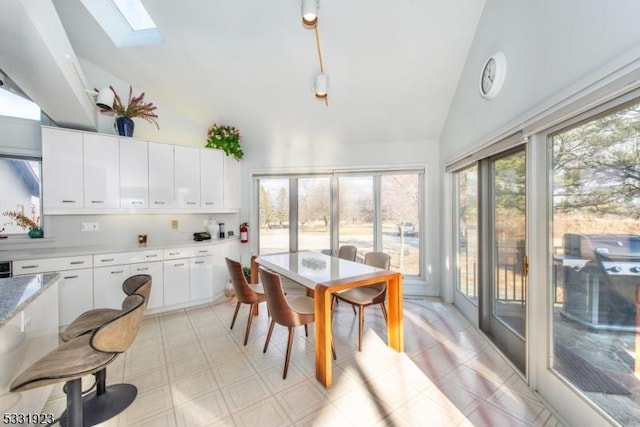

left=550, top=98, right=640, bottom=424
left=454, top=164, right=479, bottom=301
left=0, top=155, right=42, bottom=235
left=258, top=178, right=290, bottom=254
left=256, top=169, right=425, bottom=278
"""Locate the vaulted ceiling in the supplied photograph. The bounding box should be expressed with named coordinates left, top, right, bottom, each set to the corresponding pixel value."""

left=1, top=0, right=485, bottom=146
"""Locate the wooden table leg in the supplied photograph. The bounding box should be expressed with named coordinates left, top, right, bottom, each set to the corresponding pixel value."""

left=314, top=285, right=332, bottom=388
left=386, top=274, right=404, bottom=352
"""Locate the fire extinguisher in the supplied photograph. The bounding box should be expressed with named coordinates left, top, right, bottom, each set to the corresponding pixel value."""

left=240, top=223, right=249, bottom=243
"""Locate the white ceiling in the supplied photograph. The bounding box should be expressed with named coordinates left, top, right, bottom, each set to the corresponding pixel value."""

left=2, top=0, right=485, bottom=147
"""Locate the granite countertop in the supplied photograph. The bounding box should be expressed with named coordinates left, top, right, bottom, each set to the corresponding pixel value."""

left=0, top=273, right=61, bottom=327
left=0, top=237, right=239, bottom=262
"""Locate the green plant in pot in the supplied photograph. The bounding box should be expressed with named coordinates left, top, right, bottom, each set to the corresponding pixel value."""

left=242, top=266, right=252, bottom=283
left=3, top=210, right=42, bottom=238
left=206, top=123, right=243, bottom=160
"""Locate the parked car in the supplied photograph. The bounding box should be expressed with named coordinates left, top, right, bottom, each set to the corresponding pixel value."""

left=397, top=222, right=416, bottom=236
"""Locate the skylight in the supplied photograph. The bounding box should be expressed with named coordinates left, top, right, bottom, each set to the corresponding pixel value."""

left=81, top=0, right=163, bottom=47
left=112, top=0, right=157, bottom=31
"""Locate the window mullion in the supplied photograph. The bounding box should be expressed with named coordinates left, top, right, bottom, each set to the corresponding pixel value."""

left=290, top=178, right=298, bottom=252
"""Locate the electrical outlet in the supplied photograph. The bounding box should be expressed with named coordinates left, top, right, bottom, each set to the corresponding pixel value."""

left=171, top=220, right=178, bottom=229
left=81, top=222, right=99, bottom=232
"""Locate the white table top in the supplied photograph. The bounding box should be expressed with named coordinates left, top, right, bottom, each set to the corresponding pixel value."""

left=256, top=251, right=385, bottom=289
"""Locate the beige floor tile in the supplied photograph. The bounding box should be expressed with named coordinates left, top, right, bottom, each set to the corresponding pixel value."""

left=465, top=400, right=531, bottom=427
left=259, top=363, right=308, bottom=393
left=293, top=401, right=353, bottom=427
left=170, top=369, right=219, bottom=406
left=174, top=389, right=230, bottom=427
left=231, top=396, right=292, bottom=427
left=211, top=354, right=258, bottom=387
left=274, top=379, right=329, bottom=422
left=220, top=375, right=272, bottom=413
left=166, top=352, right=211, bottom=381
left=118, top=409, right=176, bottom=427
left=126, top=363, right=170, bottom=394
left=117, top=385, right=174, bottom=425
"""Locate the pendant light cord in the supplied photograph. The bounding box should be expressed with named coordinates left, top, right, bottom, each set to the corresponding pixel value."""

left=314, top=25, right=328, bottom=106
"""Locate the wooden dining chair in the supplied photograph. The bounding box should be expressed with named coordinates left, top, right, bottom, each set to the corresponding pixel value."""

left=333, top=251, right=391, bottom=351
left=337, top=245, right=357, bottom=262
left=226, top=257, right=267, bottom=345
left=259, top=266, right=336, bottom=379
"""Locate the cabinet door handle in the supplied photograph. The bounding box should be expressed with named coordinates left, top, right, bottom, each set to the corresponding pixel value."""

left=169, top=252, right=180, bottom=256
left=136, top=267, right=149, bottom=272
left=91, top=200, right=105, bottom=204
left=174, top=263, right=184, bottom=267
left=205, top=202, right=214, bottom=205
left=111, top=270, right=124, bottom=274
left=146, top=254, right=158, bottom=258
left=198, top=250, right=208, bottom=253
left=194, top=260, right=205, bottom=264
left=70, top=261, right=85, bottom=265
left=21, top=265, right=38, bottom=269
left=187, top=202, right=196, bottom=205
left=132, top=201, right=144, bottom=205
left=154, top=201, right=165, bottom=205
left=101, top=258, right=115, bottom=262
left=63, top=275, right=79, bottom=279
left=62, top=200, right=76, bottom=203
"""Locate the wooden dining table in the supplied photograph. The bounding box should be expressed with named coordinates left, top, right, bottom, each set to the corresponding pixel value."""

left=255, top=250, right=404, bottom=388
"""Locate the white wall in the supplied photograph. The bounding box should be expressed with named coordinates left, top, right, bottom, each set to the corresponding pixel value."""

left=79, top=58, right=208, bottom=147
left=440, top=0, right=640, bottom=161
left=241, top=137, right=441, bottom=295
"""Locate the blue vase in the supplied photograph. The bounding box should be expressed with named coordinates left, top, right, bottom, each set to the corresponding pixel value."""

left=116, top=117, right=135, bottom=137
left=28, top=228, right=43, bottom=238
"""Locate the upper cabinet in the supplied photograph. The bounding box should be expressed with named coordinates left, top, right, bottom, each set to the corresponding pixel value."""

left=83, top=133, right=120, bottom=209
left=174, top=146, right=200, bottom=208
left=120, top=139, right=149, bottom=209
left=148, top=142, right=175, bottom=208
left=41, top=127, right=240, bottom=214
left=200, top=148, right=224, bottom=209
left=42, top=127, right=84, bottom=210
left=224, top=156, right=241, bottom=209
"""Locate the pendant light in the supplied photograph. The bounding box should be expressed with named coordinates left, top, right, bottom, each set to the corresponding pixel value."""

left=315, top=73, right=328, bottom=99
left=302, top=0, right=318, bottom=27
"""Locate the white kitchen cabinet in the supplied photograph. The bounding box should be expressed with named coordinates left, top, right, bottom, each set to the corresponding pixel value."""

left=83, top=133, right=120, bottom=209
left=200, top=148, right=224, bottom=209
left=13, top=255, right=94, bottom=327
left=93, top=264, right=131, bottom=310
left=148, top=142, right=175, bottom=208
left=223, top=155, right=241, bottom=209
left=120, top=138, right=149, bottom=209
left=163, top=257, right=190, bottom=306
left=174, top=146, right=201, bottom=208
left=58, top=268, right=94, bottom=326
left=130, top=260, right=164, bottom=309
left=211, top=243, right=231, bottom=298
left=42, top=127, right=84, bottom=211
left=190, top=255, right=213, bottom=301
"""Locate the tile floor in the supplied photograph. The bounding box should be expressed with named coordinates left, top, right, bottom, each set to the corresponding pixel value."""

left=44, top=291, right=564, bottom=426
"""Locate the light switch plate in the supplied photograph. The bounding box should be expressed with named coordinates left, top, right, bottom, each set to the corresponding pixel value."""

left=81, top=222, right=99, bottom=232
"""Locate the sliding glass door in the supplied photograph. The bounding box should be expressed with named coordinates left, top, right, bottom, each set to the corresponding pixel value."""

left=486, top=149, right=527, bottom=374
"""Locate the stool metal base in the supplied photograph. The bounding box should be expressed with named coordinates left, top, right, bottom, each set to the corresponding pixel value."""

left=59, top=384, right=137, bottom=427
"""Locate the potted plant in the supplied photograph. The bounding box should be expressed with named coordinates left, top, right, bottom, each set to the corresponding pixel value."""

left=206, top=123, right=244, bottom=160
left=98, top=85, right=159, bottom=137
left=3, top=210, right=42, bottom=238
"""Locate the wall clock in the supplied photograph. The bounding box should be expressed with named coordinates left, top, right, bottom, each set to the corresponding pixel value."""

left=479, top=51, right=507, bottom=99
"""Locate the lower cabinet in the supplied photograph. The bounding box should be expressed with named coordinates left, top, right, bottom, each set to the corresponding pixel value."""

left=13, top=256, right=93, bottom=328
left=93, top=265, right=131, bottom=309
left=58, top=268, right=94, bottom=326
left=190, top=255, right=214, bottom=301
left=130, top=261, right=164, bottom=310
left=12, top=240, right=238, bottom=320
left=163, top=257, right=190, bottom=306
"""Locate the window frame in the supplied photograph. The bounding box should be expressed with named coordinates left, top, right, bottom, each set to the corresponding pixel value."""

left=253, top=167, right=425, bottom=280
